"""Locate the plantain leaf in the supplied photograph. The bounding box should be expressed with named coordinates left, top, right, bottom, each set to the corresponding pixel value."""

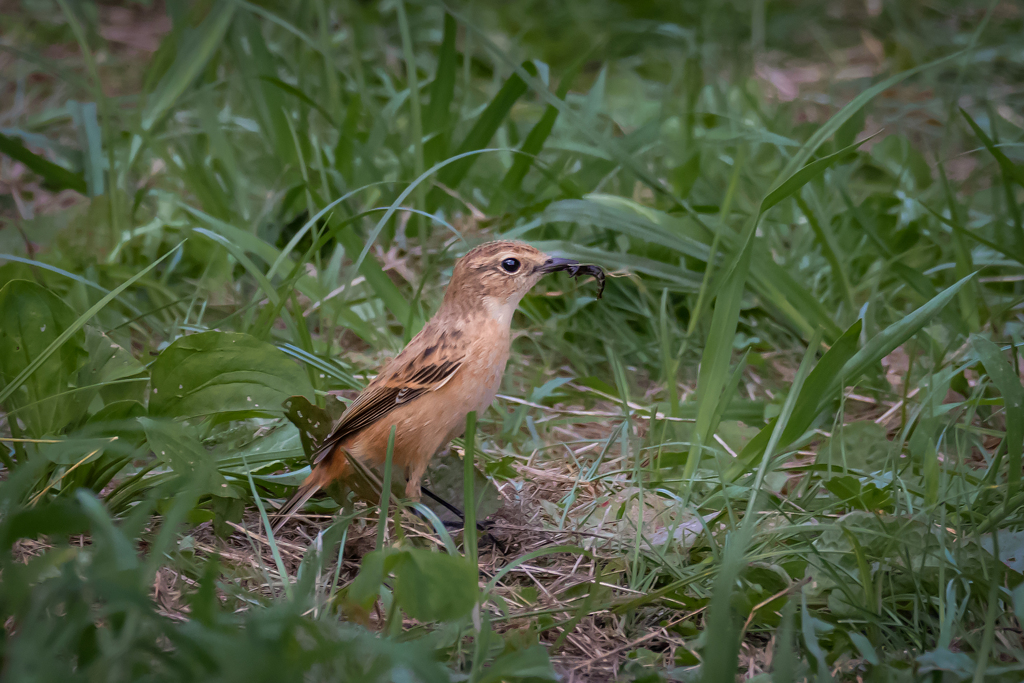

left=140, top=418, right=233, bottom=497
left=392, top=548, right=478, bottom=622
left=0, top=280, right=87, bottom=437
left=149, top=331, right=314, bottom=420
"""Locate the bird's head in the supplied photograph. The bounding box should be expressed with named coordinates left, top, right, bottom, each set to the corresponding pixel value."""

left=444, top=240, right=604, bottom=324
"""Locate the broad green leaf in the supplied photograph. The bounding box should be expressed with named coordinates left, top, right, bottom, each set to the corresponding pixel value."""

left=392, top=548, right=477, bottom=622
left=38, top=436, right=119, bottom=466
left=475, top=645, right=557, bottom=683
left=345, top=548, right=389, bottom=612
left=0, top=280, right=87, bottom=437
left=916, top=647, right=976, bottom=679
left=140, top=418, right=232, bottom=497
left=973, top=335, right=1023, bottom=499
left=149, top=331, right=314, bottom=420
left=216, top=424, right=306, bottom=472
left=282, top=395, right=338, bottom=460
left=73, top=328, right=147, bottom=421
left=79, top=328, right=146, bottom=386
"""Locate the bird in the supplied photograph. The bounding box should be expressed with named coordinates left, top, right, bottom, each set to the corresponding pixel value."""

left=273, top=240, right=604, bottom=532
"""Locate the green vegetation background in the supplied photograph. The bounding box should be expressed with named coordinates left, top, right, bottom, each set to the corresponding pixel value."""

left=1, top=0, right=1023, bottom=681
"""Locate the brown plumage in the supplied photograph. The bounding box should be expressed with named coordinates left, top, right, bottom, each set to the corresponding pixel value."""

left=273, top=240, right=603, bottom=531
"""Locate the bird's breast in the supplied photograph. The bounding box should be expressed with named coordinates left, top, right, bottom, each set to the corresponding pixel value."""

left=456, top=341, right=509, bottom=415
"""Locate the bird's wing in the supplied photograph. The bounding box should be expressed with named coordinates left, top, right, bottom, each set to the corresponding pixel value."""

left=312, top=356, right=463, bottom=464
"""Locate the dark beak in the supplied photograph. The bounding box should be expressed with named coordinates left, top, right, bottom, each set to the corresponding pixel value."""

left=536, top=256, right=606, bottom=299
left=536, top=257, right=580, bottom=274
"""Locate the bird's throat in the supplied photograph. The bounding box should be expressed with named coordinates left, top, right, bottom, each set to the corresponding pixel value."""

left=482, top=295, right=520, bottom=328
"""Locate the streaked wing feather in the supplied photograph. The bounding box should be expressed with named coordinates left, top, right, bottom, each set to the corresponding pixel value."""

left=312, top=358, right=462, bottom=463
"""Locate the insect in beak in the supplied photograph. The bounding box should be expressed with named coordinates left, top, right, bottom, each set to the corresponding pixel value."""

left=537, top=257, right=606, bottom=299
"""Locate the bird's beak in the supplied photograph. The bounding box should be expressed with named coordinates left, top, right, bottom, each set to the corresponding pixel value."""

left=536, top=257, right=580, bottom=274
left=536, top=256, right=606, bottom=298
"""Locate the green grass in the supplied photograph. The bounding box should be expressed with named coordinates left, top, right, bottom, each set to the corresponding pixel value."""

left=2, top=1, right=1024, bottom=680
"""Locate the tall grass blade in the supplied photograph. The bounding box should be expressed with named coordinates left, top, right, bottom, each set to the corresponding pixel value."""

left=141, top=1, right=235, bottom=132
left=424, top=13, right=457, bottom=168
left=463, top=411, right=478, bottom=566
left=972, top=335, right=1022, bottom=501
left=376, top=426, right=397, bottom=552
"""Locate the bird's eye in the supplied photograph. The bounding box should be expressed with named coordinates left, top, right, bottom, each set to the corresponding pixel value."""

left=500, top=258, right=521, bottom=273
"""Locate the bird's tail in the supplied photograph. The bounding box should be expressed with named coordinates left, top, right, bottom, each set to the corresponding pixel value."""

left=271, top=478, right=322, bottom=534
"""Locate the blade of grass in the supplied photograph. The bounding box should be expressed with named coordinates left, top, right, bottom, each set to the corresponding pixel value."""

left=688, top=146, right=745, bottom=335
left=243, top=451, right=292, bottom=601
left=0, top=133, right=85, bottom=194
left=761, top=132, right=877, bottom=215
left=376, top=426, right=397, bottom=552
left=796, top=190, right=855, bottom=318
left=741, top=330, right=821, bottom=526
left=395, top=0, right=426, bottom=237
left=828, top=273, right=975, bottom=410
left=348, top=147, right=504, bottom=285
left=489, top=69, right=575, bottom=214
left=699, top=524, right=752, bottom=683
left=259, top=76, right=336, bottom=126
left=463, top=411, right=477, bottom=566
left=972, top=335, right=1022, bottom=502
left=424, top=12, right=458, bottom=168
left=427, top=62, right=536, bottom=209
left=141, top=0, right=235, bottom=132
left=728, top=276, right=971, bottom=478
left=683, top=215, right=755, bottom=488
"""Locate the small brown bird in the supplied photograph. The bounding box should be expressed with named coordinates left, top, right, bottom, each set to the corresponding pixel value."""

left=274, top=241, right=603, bottom=530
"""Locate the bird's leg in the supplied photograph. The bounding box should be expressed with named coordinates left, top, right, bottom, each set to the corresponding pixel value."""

left=420, top=486, right=494, bottom=533
left=405, top=460, right=429, bottom=500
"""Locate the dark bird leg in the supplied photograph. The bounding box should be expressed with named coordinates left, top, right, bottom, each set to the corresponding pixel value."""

left=420, top=485, right=493, bottom=533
